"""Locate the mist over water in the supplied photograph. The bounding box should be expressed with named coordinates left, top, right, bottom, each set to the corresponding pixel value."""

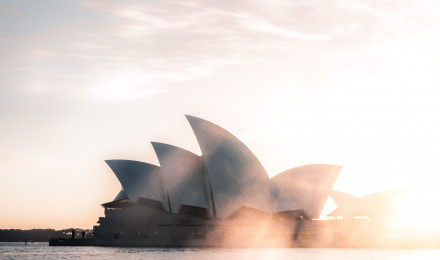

left=2, top=243, right=440, bottom=260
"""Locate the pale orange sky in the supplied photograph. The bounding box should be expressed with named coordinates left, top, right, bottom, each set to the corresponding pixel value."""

left=1, top=0, right=440, bottom=229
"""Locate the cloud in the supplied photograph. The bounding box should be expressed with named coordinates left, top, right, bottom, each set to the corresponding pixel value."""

left=1, top=0, right=439, bottom=100
left=240, top=17, right=328, bottom=41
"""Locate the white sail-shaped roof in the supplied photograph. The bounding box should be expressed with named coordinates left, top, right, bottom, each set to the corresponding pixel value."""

left=186, top=115, right=272, bottom=218
left=151, top=142, right=210, bottom=215
left=329, top=191, right=359, bottom=217
left=106, top=160, right=168, bottom=211
left=113, top=189, right=128, bottom=201
left=271, top=164, right=341, bottom=218
left=331, top=190, right=404, bottom=220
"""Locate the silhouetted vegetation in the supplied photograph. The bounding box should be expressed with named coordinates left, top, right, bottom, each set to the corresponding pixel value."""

left=0, top=229, right=92, bottom=242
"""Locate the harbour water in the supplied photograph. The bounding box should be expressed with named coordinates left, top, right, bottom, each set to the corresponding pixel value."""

left=2, top=243, right=440, bottom=260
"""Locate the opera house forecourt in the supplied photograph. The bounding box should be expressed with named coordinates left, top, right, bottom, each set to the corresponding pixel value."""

left=49, top=115, right=438, bottom=248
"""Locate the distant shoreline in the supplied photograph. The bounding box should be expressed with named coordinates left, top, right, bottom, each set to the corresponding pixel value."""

left=0, top=229, right=92, bottom=242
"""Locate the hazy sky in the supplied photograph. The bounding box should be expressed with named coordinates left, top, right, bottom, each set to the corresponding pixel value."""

left=1, top=0, right=440, bottom=229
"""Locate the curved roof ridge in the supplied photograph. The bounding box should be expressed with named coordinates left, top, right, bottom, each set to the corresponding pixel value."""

left=273, top=164, right=342, bottom=177
left=105, top=159, right=168, bottom=211
left=329, top=190, right=360, bottom=217
left=271, top=164, right=342, bottom=218
left=113, top=189, right=128, bottom=201
left=151, top=141, right=198, bottom=157
left=360, top=189, right=407, bottom=200
left=151, top=142, right=210, bottom=215
left=185, top=115, right=272, bottom=218
left=331, top=189, right=406, bottom=219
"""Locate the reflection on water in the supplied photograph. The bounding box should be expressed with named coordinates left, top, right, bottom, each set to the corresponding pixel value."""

left=2, top=243, right=440, bottom=260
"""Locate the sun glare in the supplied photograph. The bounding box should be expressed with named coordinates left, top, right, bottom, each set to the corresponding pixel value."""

left=392, top=190, right=440, bottom=231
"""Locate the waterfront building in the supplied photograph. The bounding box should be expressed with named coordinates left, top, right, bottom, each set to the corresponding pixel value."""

left=93, top=115, right=341, bottom=245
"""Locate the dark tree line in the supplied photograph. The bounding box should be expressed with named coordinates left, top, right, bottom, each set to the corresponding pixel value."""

left=0, top=229, right=92, bottom=242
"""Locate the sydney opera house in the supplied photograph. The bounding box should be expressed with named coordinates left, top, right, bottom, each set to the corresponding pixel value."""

left=86, top=115, right=342, bottom=246
left=51, top=115, right=435, bottom=247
